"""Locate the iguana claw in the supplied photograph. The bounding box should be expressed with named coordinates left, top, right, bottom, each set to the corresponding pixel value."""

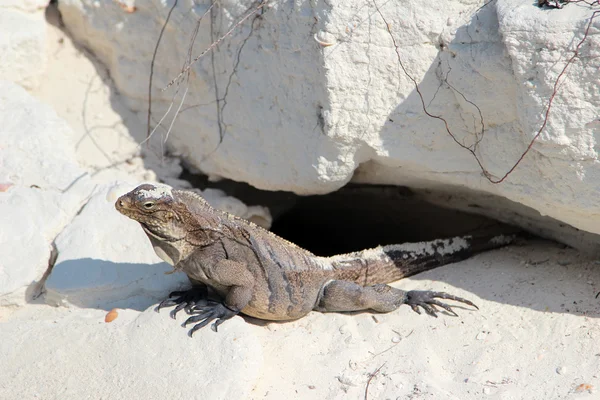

left=405, top=290, right=478, bottom=317
left=182, top=303, right=239, bottom=336
left=155, top=286, right=208, bottom=319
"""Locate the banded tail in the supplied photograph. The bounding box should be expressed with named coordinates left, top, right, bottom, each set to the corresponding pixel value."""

left=323, top=234, right=516, bottom=286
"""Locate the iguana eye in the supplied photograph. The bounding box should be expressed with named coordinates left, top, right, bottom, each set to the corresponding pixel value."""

left=143, top=201, right=155, bottom=209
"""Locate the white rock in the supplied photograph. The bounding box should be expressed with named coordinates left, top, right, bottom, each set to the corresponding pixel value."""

left=58, top=0, right=600, bottom=251
left=0, top=7, right=47, bottom=88
left=45, top=182, right=189, bottom=308
left=0, top=306, right=263, bottom=399
left=0, top=81, right=91, bottom=306
left=201, top=188, right=272, bottom=229
left=1, top=0, right=49, bottom=12
left=0, top=81, right=87, bottom=190
left=0, top=187, right=86, bottom=306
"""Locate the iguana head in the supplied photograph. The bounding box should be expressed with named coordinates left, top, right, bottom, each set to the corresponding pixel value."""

left=115, top=183, right=188, bottom=242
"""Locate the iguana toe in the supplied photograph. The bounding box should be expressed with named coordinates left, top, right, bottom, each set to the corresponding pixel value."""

left=155, top=286, right=208, bottom=319
left=182, top=303, right=240, bottom=336
left=405, top=290, right=478, bottom=317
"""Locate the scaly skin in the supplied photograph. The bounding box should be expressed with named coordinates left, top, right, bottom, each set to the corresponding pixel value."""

left=116, top=184, right=514, bottom=336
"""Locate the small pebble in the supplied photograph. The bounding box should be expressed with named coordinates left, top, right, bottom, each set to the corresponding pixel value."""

left=556, top=366, right=567, bottom=375
left=476, top=332, right=487, bottom=340
left=391, top=336, right=401, bottom=343
left=575, top=383, right=593, bottom=393
left=314, top=31, right=336, bottom=46
left=483, top=387, right=491, bottom=395
left=104, top=308, right=119, bottom=323
left=337, top=373, right=359, bottom=386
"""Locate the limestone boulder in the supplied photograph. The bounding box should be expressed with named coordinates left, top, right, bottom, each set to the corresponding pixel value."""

left=57, top=0, right=600, bottom=250
left=0, top=81, right=90, bottom=306
left=0, top=2, right=49, bottom=88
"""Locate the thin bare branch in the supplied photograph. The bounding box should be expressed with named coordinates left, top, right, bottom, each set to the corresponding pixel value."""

left=364, top=362, right=386, bottom=400
left=147, top=0, right=179, bottom=140
left=162, top=1, right=268, bottom=91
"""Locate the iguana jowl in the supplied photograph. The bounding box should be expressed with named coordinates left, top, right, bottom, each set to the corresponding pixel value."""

left=116, top=184, right=513, bottom=336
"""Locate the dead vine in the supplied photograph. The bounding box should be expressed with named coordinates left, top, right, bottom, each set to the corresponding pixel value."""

left=372, top=0, right=599, bottom=184
left=364, top=362, right=386, bottom=400
left=145, top=0, right=267, bottom=152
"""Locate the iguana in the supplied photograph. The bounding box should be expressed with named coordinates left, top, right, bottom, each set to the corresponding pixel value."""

left=116, top=183, right=514, bottom=336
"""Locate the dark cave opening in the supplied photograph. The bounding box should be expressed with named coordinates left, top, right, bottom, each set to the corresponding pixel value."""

left=268, top=185, right=513, bottom=256
left=181, top=171, right=513, bottom=257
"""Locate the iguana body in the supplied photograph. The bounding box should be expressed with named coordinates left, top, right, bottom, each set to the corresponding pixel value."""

left=116, top=184, right=514, bottom=336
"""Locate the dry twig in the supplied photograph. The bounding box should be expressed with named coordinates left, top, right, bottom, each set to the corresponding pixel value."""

left=162, top=1, right=268, bottom=91
left=364, top=362, right=386, bottom=400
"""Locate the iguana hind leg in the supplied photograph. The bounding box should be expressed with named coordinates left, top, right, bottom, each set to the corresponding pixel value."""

left=315, top=280, right=478, bottom=317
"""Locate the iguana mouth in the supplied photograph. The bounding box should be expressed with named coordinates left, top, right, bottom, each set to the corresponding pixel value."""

left=141, top=222, right=178, bottom=242
left=141, top=223, right=163, bottom=238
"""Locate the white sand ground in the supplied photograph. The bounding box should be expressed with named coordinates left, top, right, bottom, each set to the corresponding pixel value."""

left=3, top=240, right=600, bottom=399
left=2, top=6, right=600, bottom=400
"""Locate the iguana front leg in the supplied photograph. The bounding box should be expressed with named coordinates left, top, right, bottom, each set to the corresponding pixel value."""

left=182, top=259, right=254, bottom=336
left=315, top=280, right=477, bottom=316
left=155, top=283, right=209, bottom=319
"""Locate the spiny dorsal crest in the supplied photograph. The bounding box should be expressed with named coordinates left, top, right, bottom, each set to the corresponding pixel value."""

left=176, top=188, right=304, bottom=250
